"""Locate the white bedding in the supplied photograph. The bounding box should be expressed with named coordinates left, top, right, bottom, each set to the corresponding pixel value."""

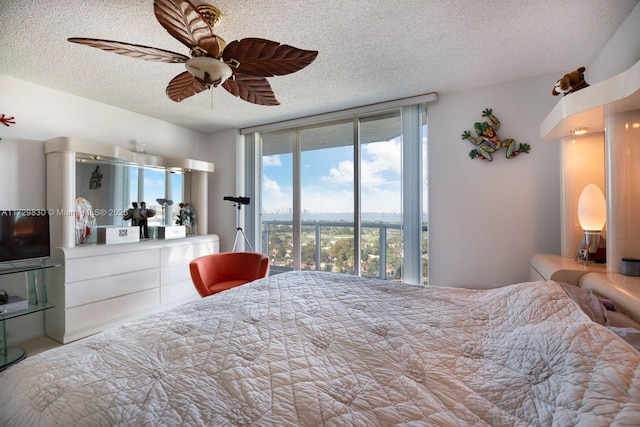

left=1, top=271, right=639, bottom=426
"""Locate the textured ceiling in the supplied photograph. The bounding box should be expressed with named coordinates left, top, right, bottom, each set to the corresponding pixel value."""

left=1, top=0, right=637, bottom=134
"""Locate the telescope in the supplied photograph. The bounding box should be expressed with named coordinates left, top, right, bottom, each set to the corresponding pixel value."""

left=223, top=196, right=253, bottom=251
left=223, top=196, right=250, bottom=205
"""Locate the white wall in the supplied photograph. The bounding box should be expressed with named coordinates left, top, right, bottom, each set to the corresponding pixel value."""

left=428, top=74, right=561, bottom=288
left=0, top=75, right=210, bottom=210
left=588, top=2, right=640, bottom=83
left=426, top=1, right=639, bottom=288
left=426, top=0, right=639, bottom=287
left=0, top=75, right=209, bottom=157
left=205, top=129, right=241, bottom=252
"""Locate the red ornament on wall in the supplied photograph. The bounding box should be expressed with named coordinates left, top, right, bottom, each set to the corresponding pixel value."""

left=0, top=114, right=16, bottom=126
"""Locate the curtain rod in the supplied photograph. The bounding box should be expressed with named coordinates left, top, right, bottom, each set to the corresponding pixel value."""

left=239, top=92, right=438, bottom=135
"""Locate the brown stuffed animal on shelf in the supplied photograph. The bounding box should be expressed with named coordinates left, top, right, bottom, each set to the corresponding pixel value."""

left=552, top=66, right=589, bottom=96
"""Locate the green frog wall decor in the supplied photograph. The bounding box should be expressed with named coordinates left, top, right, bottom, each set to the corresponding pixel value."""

left=461, top=108, right=530, bottom=161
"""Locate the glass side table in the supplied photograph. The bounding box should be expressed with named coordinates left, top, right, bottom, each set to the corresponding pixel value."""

left=0, top=259, right=61, bottom=371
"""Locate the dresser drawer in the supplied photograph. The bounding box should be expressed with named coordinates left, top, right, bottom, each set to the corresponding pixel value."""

left=65, top=268, right=160, bottom=307
left=65, top=249, right=160, bottom=283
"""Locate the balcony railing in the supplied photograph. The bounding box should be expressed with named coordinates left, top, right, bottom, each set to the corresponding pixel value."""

left=261, top=220, right=428, bottom=281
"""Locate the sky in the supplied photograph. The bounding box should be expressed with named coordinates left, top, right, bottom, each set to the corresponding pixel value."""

left=262, top=137, right=409, bottom=215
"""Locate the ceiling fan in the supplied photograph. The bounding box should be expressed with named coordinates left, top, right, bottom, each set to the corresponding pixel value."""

left=68, top=0, right=318, bottom=106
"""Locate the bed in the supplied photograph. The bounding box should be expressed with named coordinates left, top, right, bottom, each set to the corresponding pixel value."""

left=1, top=271, right=639, bottom=426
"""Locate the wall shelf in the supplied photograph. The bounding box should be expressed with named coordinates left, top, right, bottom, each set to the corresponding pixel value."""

left=539, top=60, right=640, bottom=274
left=0, top=259, right=62, bottom=277
left=530, top=253, right=605, bottom=284
left=540, top=59, right=640, bottom=141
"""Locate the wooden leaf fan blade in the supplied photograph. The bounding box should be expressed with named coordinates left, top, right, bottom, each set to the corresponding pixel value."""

left=222, top=76, right=280, bottom=106
left=166, top=71, right=208, bottom=102
left=153, top=0, right=221, bottom=57
left=223, top=38, right=318, bottom=77
left=68, top=38, right=189, bottom=63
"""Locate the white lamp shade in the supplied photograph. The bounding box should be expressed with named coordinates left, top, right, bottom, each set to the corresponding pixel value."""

left=577, top=184, right=606, bottom=231
left=185, top=57, right=232, bottom=87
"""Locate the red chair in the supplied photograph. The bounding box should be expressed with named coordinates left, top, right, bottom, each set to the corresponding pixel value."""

left=189, top=252, right=270, bottom=297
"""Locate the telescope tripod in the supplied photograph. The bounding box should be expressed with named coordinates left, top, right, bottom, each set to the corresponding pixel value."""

left=231, top=202, right=253, bottom=252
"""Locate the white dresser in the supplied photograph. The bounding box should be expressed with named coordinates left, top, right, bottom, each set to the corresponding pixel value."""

left=45, top=235, right=219, bottom=343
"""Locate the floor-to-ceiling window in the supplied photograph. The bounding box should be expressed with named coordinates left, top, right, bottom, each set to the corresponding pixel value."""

left=260, top=129, right=295, bottom=269
left=359, top=111, right=403, bottom=280
left=421, top=113, right=429, bottom=284
left=249, top=102, right=429, bottom=284
left=300, top=121, right=356, bottom=273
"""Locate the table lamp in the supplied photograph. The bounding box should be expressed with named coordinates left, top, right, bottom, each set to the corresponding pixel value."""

left=576, top=184, right=606, bottom=264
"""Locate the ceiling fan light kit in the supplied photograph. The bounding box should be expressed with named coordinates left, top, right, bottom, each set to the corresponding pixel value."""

left=185, top=57, right=232, bottom=88
left=68, top=0, right=318, bottom=106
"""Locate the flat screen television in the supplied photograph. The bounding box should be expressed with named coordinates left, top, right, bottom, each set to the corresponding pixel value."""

left=0, top=211, right=51, bottom=263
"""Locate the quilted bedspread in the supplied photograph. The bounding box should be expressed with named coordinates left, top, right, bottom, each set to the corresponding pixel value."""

left=1, top=271, right=640, bottom=426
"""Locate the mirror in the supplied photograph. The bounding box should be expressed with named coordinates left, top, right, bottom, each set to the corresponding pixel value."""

left=76, top=159, right=192, bottom=241
left=45, top=137, right=214, bottom=248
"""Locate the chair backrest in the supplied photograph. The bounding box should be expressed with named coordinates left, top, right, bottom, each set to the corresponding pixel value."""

left=189, top=252, right=270, bottom=297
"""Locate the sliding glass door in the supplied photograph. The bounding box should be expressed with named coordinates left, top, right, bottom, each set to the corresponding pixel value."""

left=260, top=129, right=294, bottom=271
left=300, top=121, right=356, bottom=273
left=257, top=104, right=427, bottom=284
left=359, top=111, right=403, bottom=280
